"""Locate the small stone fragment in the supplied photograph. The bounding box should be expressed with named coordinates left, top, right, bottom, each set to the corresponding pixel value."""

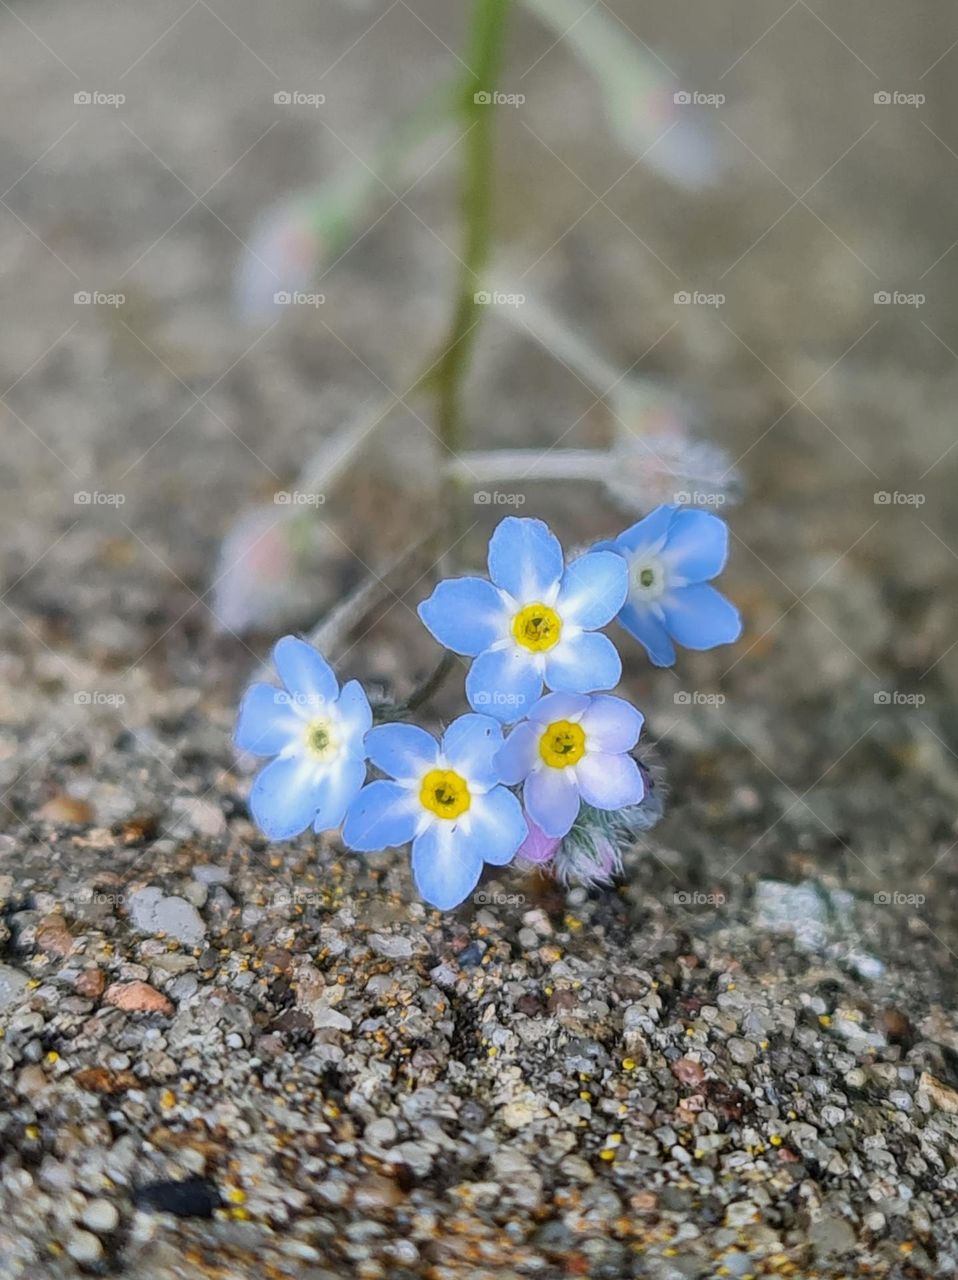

left=104, top=981, right=174, bottom=1016
left=75, top=967, right=106, bottom=999
left=81, top=1199, right=119, bottom=1233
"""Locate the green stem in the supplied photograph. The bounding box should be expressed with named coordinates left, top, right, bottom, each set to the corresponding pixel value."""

left=433, top=0, right=512, bottom=456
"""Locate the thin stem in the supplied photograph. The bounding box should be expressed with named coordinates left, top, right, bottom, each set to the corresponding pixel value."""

left=432, top=0, right=513, bottom=455
left=375, top=650, right=459, bottom=723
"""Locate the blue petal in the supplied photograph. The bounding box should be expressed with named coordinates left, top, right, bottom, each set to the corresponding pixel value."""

left=487, top=517, right=564, bottom=601
left=342, top=780, right=419, bottom=851
left=526, top=691, right=590, bottom=724
left=613, top=505, right=677, bottom=555
left=662, top=584, right=742, bottom=650
left=524, top=766, right=580, bottom=839
left=249, top=755, right=322, bottom=841
left=465, top=648, right=543, bottom=723
left=418, top=578, right=508, bottom=656
left=272, top=636, right=338, bottom=713
left=577, top=752, right=644, bottom=810
left=580, top=695, right=644, bottom=753
left=457, top=786, right=527, bottom=867
left=411, top=823, right=483, bottom=910
left=364, top=723, right=438, bottom=782
left=442, top=714, right=503, bottom=789
left=337, top=679, right=372, bottom=750
left=617, top=601, right=676, bottom=667
left=312, top=757, right=368, bottom=832
left=556, top=551, right=628, bottom=629
left=495, top=722, right=540, bottom=784
left=662, top=509, right=729, bottom=583
left=235, top=683, right=302, bottom=756
left=544, top=631, right=621, bottom=693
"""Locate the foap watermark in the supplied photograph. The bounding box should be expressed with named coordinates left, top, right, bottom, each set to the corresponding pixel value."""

left=274, top=290, right=325, bottom=307
left=275, top=691, right=331, bottom=712
left=271, top=887, right=324, bottom=908
left=472, top=690, right=527, bottom=711
left=74, top=491, right=125, bottom=507
left=74, top=691, right=126, bottom=707
left=673, top=90, right=725, bottom=108
left=274, top=90, right=326, bottom=107
left=674, top=690, right=726, bottom=707
left=674, top=890, right=726, bottom=907
left=74, top=90, right=125, bottom=108
left=474, top=90, right=525, bottom=107
left=874, top=90, right=924, bottom=108
left=474, top=890, right=526, bottom=906
left=474, top=490, right=525, bottom=507
left=874, top=690, right=925, bottom=707
left=874, top=290, right=924, bottom=307
left=673, top=490, right=727, bottom=507
left=73, top=887, right=126, bottom=906
left=674, top=290, right=724, bottom=308
left=874, top=890, right=925, bottom=906
left=74, top=290, right=125, bottom=307
left=274, top=490, right=326, bottom=507
left=474, top=289, right=525, bottom=308
left=874, top=490, right=925, bottom=506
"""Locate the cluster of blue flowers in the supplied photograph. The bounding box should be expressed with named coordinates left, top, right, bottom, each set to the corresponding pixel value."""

left=235, top=508, right=740, bottom=910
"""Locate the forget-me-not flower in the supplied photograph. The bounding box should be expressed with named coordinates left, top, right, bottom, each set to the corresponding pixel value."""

left=496, top=692, right=645, bottom=839
left=418, top=517, right=628, bottom=723
left=235, top=636, right=371, bottom=840
left=598, top=505, right=741, bottom=667
left=342, top=714, right=527, bottom=910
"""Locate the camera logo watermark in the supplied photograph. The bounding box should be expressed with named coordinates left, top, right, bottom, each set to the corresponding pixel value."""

left=874, top=890, right=925, bottom=906
left=874, top=91, right=924, bottom=108
left=74, top=691, right=126, bottom=707
left=74, top=491, right=125, bottom=507
left=674, top=690, right=726, bottom=707
left=674, top=290, right=724, bottom=307
left=74, top=887, right=126, bottom=906
left=274, top=291, right=325, bottom=307
left=74, top=91, right=125, bottom=108
left=474, top=891, right=526, bottom=906
left=274, top=490, right=326, bottom=507
left=474, top=290, right=525, bottom=308
left=474, top=90, right=525, bottom=107
left=74, top=291, right=125, bottom=307
left=474, top=490, right=525, bottom=507
left=874, top=290, right=924, bottom=307
left=274, top=91, right=326, bottom=108
left=874, top=490, right=925, bottom=506
left=472, top=690, right=527, bottom=710
left=873, top=690, right=925, bottom=707
left=674, top=890, right=726, bottom=906
left=673, top=490, right=726, bottom=507
left=673, top=90, right=725, bottom=108
left=271, top=888, right=324, bottom=908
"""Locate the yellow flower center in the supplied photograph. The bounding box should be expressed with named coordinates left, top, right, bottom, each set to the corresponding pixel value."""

left=304, top=717, right=338, bottom=762
left=419, top=768, right=471, bottom=820
left=539, top=719, right=587, bottom=769
left=512, top=602, right=562, bottom=652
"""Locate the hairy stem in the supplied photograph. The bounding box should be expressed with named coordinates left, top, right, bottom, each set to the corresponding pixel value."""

left=433, top=0, right=513, bottom=456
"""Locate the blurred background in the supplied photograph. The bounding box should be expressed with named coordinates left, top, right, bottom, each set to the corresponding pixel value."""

left=0, top=0, right=956, bottom=961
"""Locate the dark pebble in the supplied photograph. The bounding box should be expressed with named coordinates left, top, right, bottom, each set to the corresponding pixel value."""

left=457, top=942, right=485, bottom=968
left=133, top=1177, right=221, bottom=1218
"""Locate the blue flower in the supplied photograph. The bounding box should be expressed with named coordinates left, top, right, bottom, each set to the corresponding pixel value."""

left=235, top=636, right=371, bottom=840
left=418, top=517, right=628, bottom=723
left=342, top=714, right=528, bottom=910
left=598, top=505, right=742, bottom=666
left=496, top=692, right=645, bottom=839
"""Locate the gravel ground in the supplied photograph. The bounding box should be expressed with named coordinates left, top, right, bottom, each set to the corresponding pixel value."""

left=1, top=1, right=957, bottom=1276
